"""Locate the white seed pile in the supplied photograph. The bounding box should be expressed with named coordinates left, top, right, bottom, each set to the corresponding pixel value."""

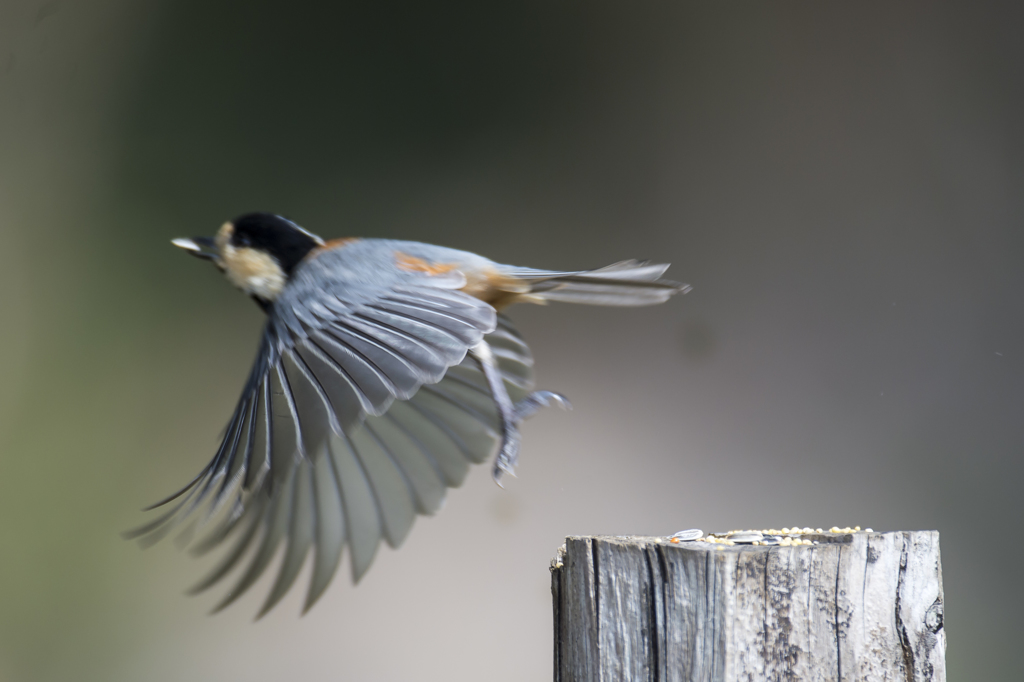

left=668, top=526, right=874, bottom=547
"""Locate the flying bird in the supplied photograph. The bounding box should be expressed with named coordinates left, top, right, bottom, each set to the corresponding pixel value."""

left=129, top=212, right=688, bottom=616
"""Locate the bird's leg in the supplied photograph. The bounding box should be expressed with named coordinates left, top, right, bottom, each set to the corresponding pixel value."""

left=469, top=341, right=570, bottom=486
left=469, top=341, right=520, bottom=484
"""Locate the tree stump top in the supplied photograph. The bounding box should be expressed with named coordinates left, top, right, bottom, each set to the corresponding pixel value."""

left=551, top=531, right=944, bottom=681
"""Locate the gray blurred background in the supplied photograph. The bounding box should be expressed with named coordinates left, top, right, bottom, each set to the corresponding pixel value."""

left=0, top=0, right=1020, bottom=679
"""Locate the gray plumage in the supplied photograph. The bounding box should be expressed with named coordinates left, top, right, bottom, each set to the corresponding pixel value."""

left=132, top=227, right=687, bottom=616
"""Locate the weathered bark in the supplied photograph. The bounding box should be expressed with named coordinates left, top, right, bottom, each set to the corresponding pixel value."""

left=551, top=532, right=944, bottom=682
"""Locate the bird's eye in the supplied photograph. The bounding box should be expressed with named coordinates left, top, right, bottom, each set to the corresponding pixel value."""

left=237, top=234, right=251, bottom=247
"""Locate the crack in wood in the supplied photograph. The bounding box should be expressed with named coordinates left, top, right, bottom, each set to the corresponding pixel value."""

left=643, top=548, right=660, bottom=682
left=835, top=543, right=843, bottom=682
left=591, top=537, right=600, bottom=670
left=895, top=533, right=916, bottom=682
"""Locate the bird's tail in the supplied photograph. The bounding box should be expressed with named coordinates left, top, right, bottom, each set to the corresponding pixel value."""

left=501, top=260, right=690, bottom=307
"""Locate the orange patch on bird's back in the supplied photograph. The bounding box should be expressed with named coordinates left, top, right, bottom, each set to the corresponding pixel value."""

left=394, top=253, right=459, bottom=276
left=310, top=237, right=360, bottom=258
left=460, top=267, right=540, bottom=310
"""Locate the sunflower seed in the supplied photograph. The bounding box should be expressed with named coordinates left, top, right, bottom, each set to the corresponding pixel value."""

left=670, top=529, right=704, bottom=541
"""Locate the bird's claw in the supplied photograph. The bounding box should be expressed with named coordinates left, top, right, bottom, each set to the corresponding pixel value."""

left=513, top=390, right=572, bottom=421
left=492, top=425, right=521, bottom=485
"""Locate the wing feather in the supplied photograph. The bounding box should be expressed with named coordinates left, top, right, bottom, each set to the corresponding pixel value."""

left=258, top=458, right=316, bottom=617
left=135, top=248, right=539, bottom=614
left=369, top=409, right=448, bottom=515
left=293, top=340, right=364, bottom=429
left=347, top=426, right=417, bottom=549
left=212, top=465, right=296, bottom=613
left=281, top=350, right=338, bottom=452
left=413, top=387, right=499, bottom=466
left=355, top=308, right=478, bottom=362
left=244, top=380, right=273, bottom=492
left=320, top=324, right=423, bottom=398
left=305, top=331, right=395, bottom=415
left=395, top=399, right=473, bottom=487
left=305, top=443, right=346, bottom=612
left=187, top=495, right=267, bottom=594
left=189, top=495, right=248, bottom=557
left=367, top=301, right=485, bottom=346
left=267, top=365, right=302, bottom=475
left=341, top=315, right=451, bottom=379
left=328, top=432, right=382, bottom=583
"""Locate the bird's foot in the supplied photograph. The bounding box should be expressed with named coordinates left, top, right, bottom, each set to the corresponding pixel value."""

left=513, top=390, right=572, bottom=421
left=492, top=391, right=571, bottom=485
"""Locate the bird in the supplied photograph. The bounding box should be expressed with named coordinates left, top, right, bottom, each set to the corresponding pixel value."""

left=128, top=212, right=689, bottom=616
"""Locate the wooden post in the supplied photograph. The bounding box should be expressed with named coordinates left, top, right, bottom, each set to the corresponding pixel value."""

left=551, top=531, right=944, bottom=682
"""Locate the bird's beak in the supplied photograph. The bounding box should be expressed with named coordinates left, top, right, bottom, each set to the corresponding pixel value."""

left=172, top=236, right=219, bottom=261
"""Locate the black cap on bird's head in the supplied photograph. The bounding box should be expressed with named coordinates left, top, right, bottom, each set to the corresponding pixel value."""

left=173, top=212, right=324, bottom=306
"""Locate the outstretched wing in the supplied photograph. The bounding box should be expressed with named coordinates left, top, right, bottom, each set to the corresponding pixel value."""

left=188, top=317, right=532, bottom=616
left=130, top=243, right=534, bottom=614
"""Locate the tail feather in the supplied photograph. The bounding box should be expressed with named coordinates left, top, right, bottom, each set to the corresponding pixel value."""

left=502, top=260, right=690, bottom=307
left=569, top=260, right=671, bottom=281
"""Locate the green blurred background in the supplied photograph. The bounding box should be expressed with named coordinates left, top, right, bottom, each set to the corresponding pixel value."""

left=1, top=0, right=1021, bottom=679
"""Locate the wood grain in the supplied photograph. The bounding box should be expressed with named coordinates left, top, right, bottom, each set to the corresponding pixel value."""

left=551, top=532, right=944, bottom=681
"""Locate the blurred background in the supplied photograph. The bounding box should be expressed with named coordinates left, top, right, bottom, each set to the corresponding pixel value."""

left=0, top=0, right=1020, bottom=679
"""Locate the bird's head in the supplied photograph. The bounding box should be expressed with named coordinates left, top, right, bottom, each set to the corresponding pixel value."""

left=173, top=212, right=323, bottom=307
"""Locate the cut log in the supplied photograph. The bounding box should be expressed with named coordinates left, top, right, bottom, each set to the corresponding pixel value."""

left=551, top=531, right=944, bottom=681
